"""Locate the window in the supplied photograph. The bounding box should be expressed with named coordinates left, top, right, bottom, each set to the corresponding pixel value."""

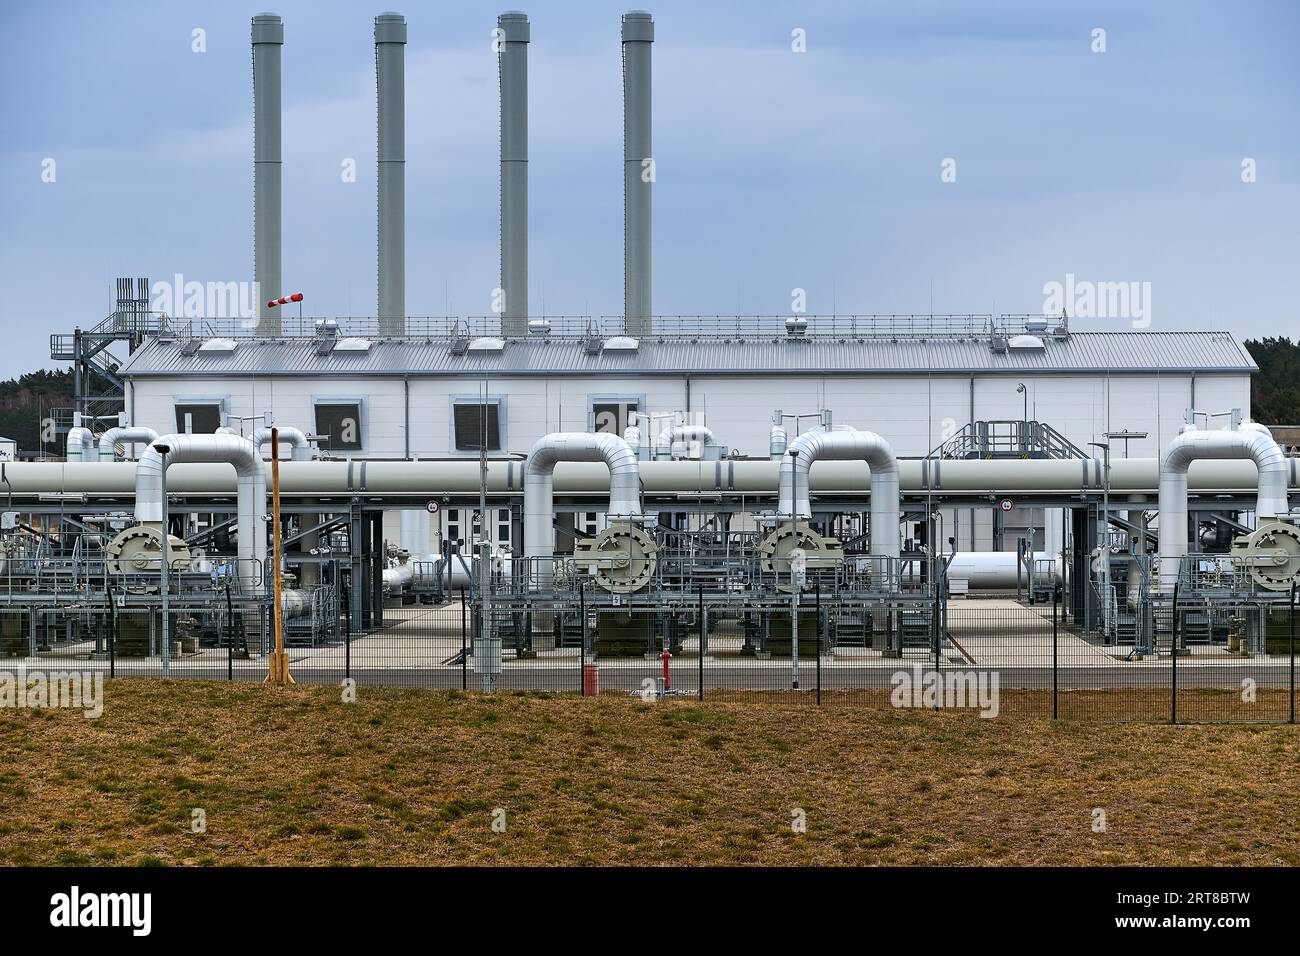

left=592, top=401, right=638, bottom=435
left=453, top=401, right=501, bottom=451
left=589, top=395, right=643, bottom=436
left=314, top=402, right=364, bottom=452
left=174, top=403, right=223, bottom=434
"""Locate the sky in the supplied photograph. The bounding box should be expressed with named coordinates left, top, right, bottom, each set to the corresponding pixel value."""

left=0, top=0, right=1297, bottom=377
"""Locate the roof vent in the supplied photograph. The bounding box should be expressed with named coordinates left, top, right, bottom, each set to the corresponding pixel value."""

left=1008, top=334, right=1046, bottom=350
left=198, top=338, right=239, bottom=354
left=334, top=337, right=373, bottom=353
left=784, top=316, right=808, bottom=336
left=1024, top=318, right=1048, bottom=334
left=603, top=335, right=639, bottom=351
left=527, top=318, right=551, bottom=334
left=467, top=336, right=506, bottom=352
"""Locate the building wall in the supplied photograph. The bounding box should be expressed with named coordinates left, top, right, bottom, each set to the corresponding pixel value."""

left=125, top=370, right=1252, bottom=463
left=124, top=369, right=1252, bottom=554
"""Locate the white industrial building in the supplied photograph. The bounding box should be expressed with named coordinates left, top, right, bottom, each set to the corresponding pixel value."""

left=116, top=318, right=1258, bottom=555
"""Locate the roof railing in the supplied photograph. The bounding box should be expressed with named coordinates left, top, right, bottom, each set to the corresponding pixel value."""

left=123, top=313, right=1042, bottom=341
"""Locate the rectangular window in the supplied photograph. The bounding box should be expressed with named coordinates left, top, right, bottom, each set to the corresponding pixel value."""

left=591, top=400, right=639, bottom=435
left=174, top=403, right=223, bottom=434
left=315, top=402, right=363, bottom=452
left=453, top=401, right=501, bottom=451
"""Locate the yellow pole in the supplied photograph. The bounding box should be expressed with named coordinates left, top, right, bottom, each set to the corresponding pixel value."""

left=266, top=427, right=294, bottom=684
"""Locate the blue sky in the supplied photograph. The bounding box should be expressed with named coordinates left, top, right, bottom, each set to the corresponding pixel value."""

left=1, top=0, right=1296, bottom=376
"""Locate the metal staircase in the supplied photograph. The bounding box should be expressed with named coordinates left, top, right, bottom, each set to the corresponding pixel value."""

left=48, top=278, right=162, bottom=446
left=932, top=420, right=1090, bottom=460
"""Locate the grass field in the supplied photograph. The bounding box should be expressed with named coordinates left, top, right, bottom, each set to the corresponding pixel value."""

left=0, top=680, right=1295, bottom=866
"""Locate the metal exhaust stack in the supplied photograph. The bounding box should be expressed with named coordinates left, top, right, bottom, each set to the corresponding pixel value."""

left=498, top=11, right=529, bottom=335
left=621, top=11, right=653, bottom=336
left=252, top=14, right=284, bottom=336
left=376, top=13, right=406, bottom=336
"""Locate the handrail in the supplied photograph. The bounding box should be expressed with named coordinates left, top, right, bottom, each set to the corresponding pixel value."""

left=69, top=312, right=1058, bottom=342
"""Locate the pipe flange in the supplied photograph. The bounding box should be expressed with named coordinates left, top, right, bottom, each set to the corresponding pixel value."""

left=105, top=525, right=191, bottom=575
left=757, top=521, right=843, bottom=573
left=1231, top=520, right=1300, bottom=591
left=573, top=523, right=657, bottom=593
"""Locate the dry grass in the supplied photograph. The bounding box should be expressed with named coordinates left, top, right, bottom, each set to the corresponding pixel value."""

left=0, top=680, right=1295, bottom=866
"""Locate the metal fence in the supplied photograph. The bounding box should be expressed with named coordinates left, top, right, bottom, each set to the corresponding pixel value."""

left=3, top=585, right=1294, bottom=723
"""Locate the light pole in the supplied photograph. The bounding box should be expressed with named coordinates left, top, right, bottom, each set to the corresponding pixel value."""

left=154, top=442, right=171, bottom=677
left=1016, top=382, right=1029, bottom=457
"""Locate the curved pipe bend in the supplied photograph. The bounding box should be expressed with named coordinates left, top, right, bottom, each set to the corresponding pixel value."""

left=134, top=433, right=267, bottom=591
left=655, top=424, right=716, bottom=460
left=251, top=426, right=314, bottom=461
left=523, top=432, right=641, bottom=564
left=98, top=427, right=160, bottom=461
left=779, top=427, right=901, bottom=562
left=1157, top=424, right=1289, bottom=589
left=66, top=426, right=95, bottom=463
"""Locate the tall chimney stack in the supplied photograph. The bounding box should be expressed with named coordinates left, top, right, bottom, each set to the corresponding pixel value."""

left=375, top=13, right=407, bottom=336
left=252, top=14, right=284, bottom=336
left=498, top=11, right=530, bottom=336
left=621, top=11, right=653, bottom=336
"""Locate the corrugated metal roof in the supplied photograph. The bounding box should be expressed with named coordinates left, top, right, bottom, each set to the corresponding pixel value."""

left=118, top=330, right=1257, bottom=377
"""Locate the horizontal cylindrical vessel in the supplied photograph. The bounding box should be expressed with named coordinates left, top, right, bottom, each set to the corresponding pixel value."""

left=939, top=551, right=1063, bottom=589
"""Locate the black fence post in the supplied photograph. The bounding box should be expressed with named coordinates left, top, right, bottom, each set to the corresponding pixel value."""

left=1052, top=583, right=1059, bottom=720
left=932, top=589, right=941, bottom=710
left=225, top=585, right=234, bottom=681
left=815, top=581, right=821, bottom=706
left=1290, top=583, right=1296, bottom=725
left=107, top=589, right=116, bottom=680
left=460, top=587, right=468, bottom=692
left=697, top=586, right=705, bottom=702
left=1171, top=583, right=1179, bottom=725
left=579, top=581, right=587, bottom=697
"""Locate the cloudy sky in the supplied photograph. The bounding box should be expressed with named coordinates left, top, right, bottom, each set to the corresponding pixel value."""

left=1, top=0, right=1296, bottom=376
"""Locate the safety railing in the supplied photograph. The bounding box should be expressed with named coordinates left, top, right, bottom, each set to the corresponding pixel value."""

left=109, top=312, right=1049, bottom=341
